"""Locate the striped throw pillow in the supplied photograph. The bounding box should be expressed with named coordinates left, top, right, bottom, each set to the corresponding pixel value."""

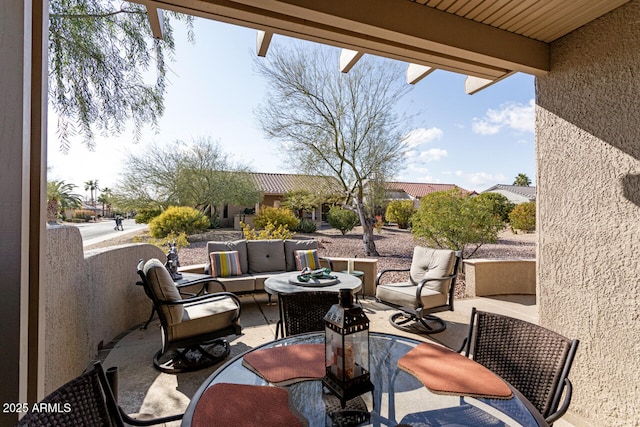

left=295, top=249, right=320, bottom=270
left=210, top=251, right=242, bottom=278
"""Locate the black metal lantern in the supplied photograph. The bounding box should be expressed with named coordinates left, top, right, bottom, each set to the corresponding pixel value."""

left=323, top=288, right=374, bottom=408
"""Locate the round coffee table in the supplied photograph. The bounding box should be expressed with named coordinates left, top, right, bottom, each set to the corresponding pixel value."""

left=264, top=271, right=362, bottom=296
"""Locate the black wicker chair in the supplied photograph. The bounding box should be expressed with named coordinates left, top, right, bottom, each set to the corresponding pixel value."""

left=137, top=258, right=242, bottom=373
left=16, top=361, right=182, bottom=426
left=375, top=247, right=461, bottom=334
left=275, top=291, right=339, bottom=338
left=461, top=308, right=579, bottom=425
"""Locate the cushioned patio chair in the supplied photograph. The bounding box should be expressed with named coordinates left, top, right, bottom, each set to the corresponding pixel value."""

left=375, top=246, right=461, bottom=334
left=461, top=308, right=579, bottom=425
left=275, top=291, right=339, bottom=339
left=17, top=361, right=182, bottom=426
left=137, top=258, right=242, bottom=373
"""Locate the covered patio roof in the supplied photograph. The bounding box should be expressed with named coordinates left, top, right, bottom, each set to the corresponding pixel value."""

left=136, top=0, right=629, bottom=92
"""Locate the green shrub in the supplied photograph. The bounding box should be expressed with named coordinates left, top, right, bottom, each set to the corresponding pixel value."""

left=144, top=232, right=190, bottom=250
left=241, top=221, right=294, bottom=240
left=475, top=192, right=515, bottom=222
left=296, top=219, right=317, bottom=233
left=509, top=201, right=536, bottom=232
left=254, top=206, right=299, bottom=230
left=385, top=200, right=415, bottom=229
left=73, top=210, right=95, bottom=221
left=148, top=206, right=209, bottom=238
left=327, top=206, right=359, bottom=235
left=411, top=189, right=505, bottom=258
left=135, top=208, right=162, bottom=224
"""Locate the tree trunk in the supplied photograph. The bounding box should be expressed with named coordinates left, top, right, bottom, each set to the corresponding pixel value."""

left=47, top=200, right=60, bottom=224
left=361, top=217, right=379, bottom=256
left=355, top=198, right=379, bottom=256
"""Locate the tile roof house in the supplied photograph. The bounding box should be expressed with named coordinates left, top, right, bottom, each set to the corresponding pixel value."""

left=224, top=173, right=342, bottom=229
left=385, top=181, right=475, bottom=205
left=251, top=173, right=341, bottom=196
left=482, top=184, right=536, bottom=204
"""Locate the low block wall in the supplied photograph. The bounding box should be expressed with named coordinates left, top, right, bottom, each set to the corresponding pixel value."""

left=45, top=225, right=165, bottom=394
left=463, top=259, right=536, bottom=297
left=321, top=258, right=378, bottom=296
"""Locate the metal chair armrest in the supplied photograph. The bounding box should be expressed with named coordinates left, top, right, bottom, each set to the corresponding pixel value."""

left=545, top=378, right=573, bottom=424
left=414, top=273, right=457, bottom=299
left=159, top=291, right=239, bottom=307
left=319, top=256, right=334, bottom=270
left=375, top=267, right=411, bottom=286
left=119, top=408, right=183, bottom=426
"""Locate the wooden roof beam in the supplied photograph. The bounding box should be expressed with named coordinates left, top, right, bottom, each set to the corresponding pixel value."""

left=339, top=49, right=363, bottom=73
left=256, top=30, right=273, bottom=56
left=131, top=0, right=548, bottom=76
left=406, top=63, right=435, bottom=84
left=146, top=5, right=164, bottom=40
left=464, top=71, right=515, bottom=94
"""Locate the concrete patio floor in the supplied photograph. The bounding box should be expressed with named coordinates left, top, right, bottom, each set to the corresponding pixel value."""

left=102, top=293, right=572, bottom=426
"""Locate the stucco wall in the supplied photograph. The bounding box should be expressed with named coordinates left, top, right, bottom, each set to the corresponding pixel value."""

left=536, top=1, right=640, bottom=425
left=45, top=225, right=165, bottom=393
left=463, top=259, right=535, bottom=297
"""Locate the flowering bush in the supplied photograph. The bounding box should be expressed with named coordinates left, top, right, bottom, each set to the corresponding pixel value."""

left=148, top=206, right=209, bottom=238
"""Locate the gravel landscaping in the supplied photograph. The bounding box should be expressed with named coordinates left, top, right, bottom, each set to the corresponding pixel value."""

left=90, top=225, right=535, bottom=299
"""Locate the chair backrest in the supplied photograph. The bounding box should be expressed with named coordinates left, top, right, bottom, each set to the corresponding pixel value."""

left=137, top=258, right=184, bottom=326
left=464, top=309, right=579, bottom=418
left=17, top=362, right=123, bottom=426
left=280, top=291, right=339, bottom=336
left=409, top=247, right=458, bottom=293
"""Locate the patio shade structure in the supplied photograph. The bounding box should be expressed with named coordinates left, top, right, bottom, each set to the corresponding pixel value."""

left=2, top=0, right=638, bottom=425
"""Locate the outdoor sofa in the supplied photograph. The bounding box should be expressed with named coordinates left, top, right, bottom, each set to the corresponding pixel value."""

left=204, top=238, right=327, bottom=294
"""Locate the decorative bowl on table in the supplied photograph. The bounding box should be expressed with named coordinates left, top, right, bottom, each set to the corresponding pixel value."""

left=289, top=268, right=339, bottom=286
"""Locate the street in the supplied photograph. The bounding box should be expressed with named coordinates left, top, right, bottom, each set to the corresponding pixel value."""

left=71, top=218, right=148, bottom=247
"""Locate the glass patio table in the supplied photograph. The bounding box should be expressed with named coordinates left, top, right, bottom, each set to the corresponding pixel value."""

left=182, top=332, right=548, bottom=427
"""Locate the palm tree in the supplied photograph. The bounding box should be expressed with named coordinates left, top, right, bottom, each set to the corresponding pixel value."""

left=97, top=187, right=113, bottom=217
left=84, top=179, right=99, bottom=207
left=513, top=173, right=532, bottom=186
left=47, top=180, right=82, bottom=223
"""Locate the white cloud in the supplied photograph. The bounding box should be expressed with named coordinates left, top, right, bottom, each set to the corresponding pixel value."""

left=403, top=127, right=443, bottom=149
left=419, top=148, right=448, bottom=162
left=472, top=99, right=534, bottom=135
left=467, top=172, right=507, bottom=186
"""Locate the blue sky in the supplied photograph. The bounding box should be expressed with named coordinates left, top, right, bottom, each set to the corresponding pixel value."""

left=47, top=17, right=535, bottom=197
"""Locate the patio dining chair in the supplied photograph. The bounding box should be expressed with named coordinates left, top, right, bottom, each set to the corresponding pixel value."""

left=275, top=291, right=339, bottom=338
left=461, top=308, right=579, bottom=425
left=375, top=246, right=461, bottom=334
left=137, top=258, right=242, bottom=373
left=16, top=361, right=182, bottom=426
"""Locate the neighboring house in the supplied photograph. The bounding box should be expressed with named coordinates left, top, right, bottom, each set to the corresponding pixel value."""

left=385, top=181, right=475, bottom=207
left=482, top=184, right=536, bottom=205
left=224, top=172, right=342, bottom=229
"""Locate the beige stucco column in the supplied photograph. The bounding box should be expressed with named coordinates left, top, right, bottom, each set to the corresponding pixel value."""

left=0, top=0, right=48, bottom=424
left=536, top=1, right=640, bottom=424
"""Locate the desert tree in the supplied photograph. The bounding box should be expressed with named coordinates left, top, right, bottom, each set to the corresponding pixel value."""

left=49, top=0, right=194, bottom=150
left=255, top=44, right=412, bottom=255
left=411, top=189, right=506, bottom=259
left=115, top=137, right=262, bottom=224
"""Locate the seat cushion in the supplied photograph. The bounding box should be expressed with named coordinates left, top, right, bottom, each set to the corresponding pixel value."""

left=252, top=271, right=287, bottom=290
left=284, top=239, right=318, bottom=271
left=376, top=282, right=447, bottom=309
left=295, top=249, right=320, bottom=270
left=168, top=295, right=240, bottom=341
left=210, top=251, right=242, bottom=278
left=143, top=258, right=184, bottom=325
left=247, top=240, right=286, bottom=273
left=207, top=240, right=248, bottom=274
left=213, top=275, right=256, bottom=293
left=410, top=247, right=457, bottom=294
